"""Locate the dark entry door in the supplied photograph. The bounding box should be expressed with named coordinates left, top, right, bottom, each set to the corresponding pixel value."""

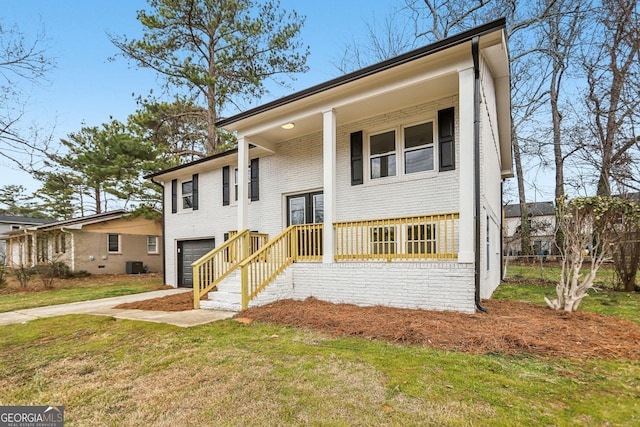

left=177, top=239, right=215, bottom=287
left=287, top=192, right=323, bottom=257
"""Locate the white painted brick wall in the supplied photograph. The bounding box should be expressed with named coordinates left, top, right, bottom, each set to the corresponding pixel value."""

left=162, top=96, right=465, bottom=287
left=248, top=261, right=475, bottom=313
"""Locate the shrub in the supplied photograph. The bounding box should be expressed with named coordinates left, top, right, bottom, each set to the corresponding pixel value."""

left=14, top=265, right=35, bottom=288
left=0, top=263, right=7, bottom=287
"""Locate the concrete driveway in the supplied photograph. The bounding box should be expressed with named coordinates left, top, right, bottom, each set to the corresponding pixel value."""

left=0, top=288, right=236, bottom=327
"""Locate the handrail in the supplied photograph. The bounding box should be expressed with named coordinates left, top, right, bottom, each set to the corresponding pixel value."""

left=334, top=213, right=459, bottom=261
left=240, top=224, right=323, bottom=309
left=192, top=230, right=268, bottom=309
left=235, top=214, right=459, bottom=310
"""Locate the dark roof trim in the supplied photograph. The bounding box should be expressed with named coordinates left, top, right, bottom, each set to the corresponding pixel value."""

left=0, top=216, right=56, bottom=224
left=145, top=148, right=238, bottom=179
left=31, top=209, right=129, bottom=230
left=217, top=18, right=507, bottom=128
left=504, top=202, right=555, bottom=218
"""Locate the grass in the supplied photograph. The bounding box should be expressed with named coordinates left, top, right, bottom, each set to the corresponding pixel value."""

left=500, top=263, right=640, bottom=325
left=0, top=276, right=165, bottom=313
left=0, top=314, right=639, bottom=426
left=0, top=267, right=638, bottom=425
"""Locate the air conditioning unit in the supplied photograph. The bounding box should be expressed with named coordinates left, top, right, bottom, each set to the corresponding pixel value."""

left=126, top=261, right=144, bottom=274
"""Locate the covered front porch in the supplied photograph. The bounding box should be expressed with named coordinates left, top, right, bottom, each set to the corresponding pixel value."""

left=193, top=212, right=465, bottom=311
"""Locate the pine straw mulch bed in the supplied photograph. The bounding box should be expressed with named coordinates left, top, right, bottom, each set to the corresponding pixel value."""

left=118, top=291, right=640, bottom=361
left=114, top=291, right=205, bottom=312
left=242, top=298, right=640, bottom=361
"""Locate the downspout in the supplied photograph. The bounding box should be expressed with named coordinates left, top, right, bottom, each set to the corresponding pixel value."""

left=472, top=36, right=488, bottom=313
left=151, top=178, right=167, bottom=285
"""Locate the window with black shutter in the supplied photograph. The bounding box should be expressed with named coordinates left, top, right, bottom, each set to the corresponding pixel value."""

left=171, top=179, right=178, bottom=213
left=438, top=107, right=455, bottom=171
left=350, top=131, right=363, bottom=185
left=222, top=166, right=230, bottom=206
left=250, top=158, right=259, bottom=201
left=192, top=174, right=199, bottom=210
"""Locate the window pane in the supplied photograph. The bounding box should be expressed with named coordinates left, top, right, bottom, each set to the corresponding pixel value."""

left=370, top=131, right=395, bottom=155
left=388, top=154, right=396, bottom=176
left=147, top=236, right=157, bottom=252
left=371, top=226, right=395, bottom=254
left=313, top=194, right=324, bottom=223
left=405, top=122, right=433, bottom=149
left=108, top=234, right=119, bottom=252
left=289, top=197, right=305, bottom=225
left=370, top=157, right=381, bottom=179
left=182, top=181, right=192, bottom=194
left=183, top=195, right=193, bottom=209
left=405, top=147, right=433, bottom=173
left=370, top=154, right=396, bottom=179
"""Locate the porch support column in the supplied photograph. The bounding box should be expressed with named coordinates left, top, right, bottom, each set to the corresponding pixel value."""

left=237, top=135, right=249, bottom=232
left=458, top=67, right=475, bottom=263
left=322, top=109, right=336, bottom=263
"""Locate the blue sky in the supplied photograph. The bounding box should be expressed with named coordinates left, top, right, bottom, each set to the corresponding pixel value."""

left=1, top=0, right=397, bottom=194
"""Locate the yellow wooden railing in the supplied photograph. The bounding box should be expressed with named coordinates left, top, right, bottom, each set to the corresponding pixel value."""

left=237, top=215, right=459, bottom=309
left=192, top=229, right=268, bottom=309
left=240, top=224, right=322, bottom=309
left=334, top=213, right=459, bottom=261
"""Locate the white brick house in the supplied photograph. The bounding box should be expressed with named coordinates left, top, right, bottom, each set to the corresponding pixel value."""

left=148, top=19, right=512, bottom=313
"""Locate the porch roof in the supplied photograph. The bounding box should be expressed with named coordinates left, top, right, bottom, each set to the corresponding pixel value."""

left=216, top=18, right=511, bottom=177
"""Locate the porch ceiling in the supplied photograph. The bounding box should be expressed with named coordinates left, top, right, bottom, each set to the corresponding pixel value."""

left=248, top=73, right=460, bottom=145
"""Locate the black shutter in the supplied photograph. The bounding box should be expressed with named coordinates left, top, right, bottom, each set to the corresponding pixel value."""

left=192, top=174, right=199, bottom=210
left=350, top=131, right=363, bottom=185
left=171, top=179, right=178, bottom=213
left=438, top=107, right=455, bottom=171
left=438, top=107, right=456, bottom=172
left=250, top=158, right=259, bottom=201
left=222, top=166, right=230, bottom=206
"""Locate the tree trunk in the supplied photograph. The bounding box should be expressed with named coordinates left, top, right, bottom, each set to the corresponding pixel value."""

left=94, top=187, right=101, bottom=214
left=512, top=131, right=531, bottom=255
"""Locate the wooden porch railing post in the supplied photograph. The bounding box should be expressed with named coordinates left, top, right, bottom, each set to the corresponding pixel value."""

left=241, top=264, right=249, bottom=310
left=193, top=266, right=201, bottom=309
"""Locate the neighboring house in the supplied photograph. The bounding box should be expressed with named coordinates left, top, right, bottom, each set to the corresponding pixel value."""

left=0, top=215, right=57, bottom=264
left=5, top=210, right=163, bottom=275
left=503, top=202, right=556, bottom=256
left=148, top=19, right=512, bottom=313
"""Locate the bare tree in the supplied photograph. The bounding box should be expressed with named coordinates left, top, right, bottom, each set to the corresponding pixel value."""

left=579, top=0, right=640, bottom=196
left=335, top=11, right=415, bottom=73
left=0, top=19, right=55, bottom=170
left=534, top=0, right=588, bottom=201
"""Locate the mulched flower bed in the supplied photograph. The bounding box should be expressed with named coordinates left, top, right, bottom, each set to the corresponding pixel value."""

left=240, top=297, right=640, bottom=361
left=117, top=292, right=640, bottom=361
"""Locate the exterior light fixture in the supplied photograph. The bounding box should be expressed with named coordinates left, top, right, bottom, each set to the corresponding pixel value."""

left=281, top=122, right=295, bottom=130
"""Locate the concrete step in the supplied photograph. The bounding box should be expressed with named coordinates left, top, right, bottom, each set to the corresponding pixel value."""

left=201, top=271, right=242, bottom=311
left=200, top=299, right=241, bottom=312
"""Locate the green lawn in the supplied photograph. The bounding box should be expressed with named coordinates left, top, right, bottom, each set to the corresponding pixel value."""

left=499, top=264, right=640, bottom=325
left=0, top=313, right=638, bottom=426
left=0, top=277, right=165, bottom=313
left=0, top=267, right=638, bottom=425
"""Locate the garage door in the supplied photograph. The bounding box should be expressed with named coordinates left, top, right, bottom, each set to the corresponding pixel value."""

left=177, top=239, right=215, bottom=287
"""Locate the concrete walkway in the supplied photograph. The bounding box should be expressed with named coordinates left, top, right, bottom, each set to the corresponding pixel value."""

left=0, top=288, right=237, bottom=327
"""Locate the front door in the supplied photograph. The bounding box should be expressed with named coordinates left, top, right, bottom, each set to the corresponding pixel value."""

left=287, top=192, right=323, bottom=257
left=287, top=192, right=323, bottom=225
